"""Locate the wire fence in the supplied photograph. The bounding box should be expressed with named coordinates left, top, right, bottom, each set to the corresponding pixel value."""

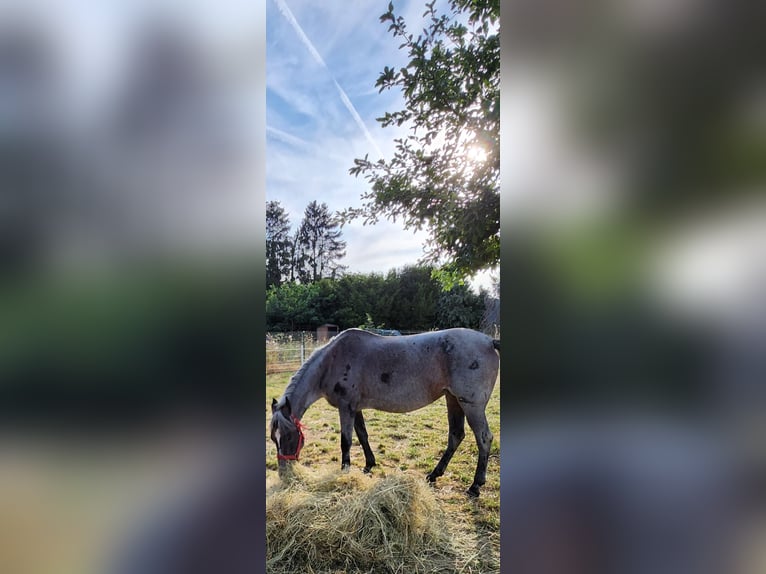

left=266, top=331, right=321, bottom=374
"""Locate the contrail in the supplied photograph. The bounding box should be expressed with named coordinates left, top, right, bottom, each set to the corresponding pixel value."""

left=272, top=0, right=384, bottom=158
left=272, top=0, right=327, bottom=68
left=267, top=125, right=313, bottom=151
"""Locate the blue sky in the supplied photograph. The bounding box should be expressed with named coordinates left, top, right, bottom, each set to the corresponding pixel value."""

left=266, top=0, right=443, bottom=277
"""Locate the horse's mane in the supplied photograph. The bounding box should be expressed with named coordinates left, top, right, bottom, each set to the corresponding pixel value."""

left=280, top=335, right=336, bottom=403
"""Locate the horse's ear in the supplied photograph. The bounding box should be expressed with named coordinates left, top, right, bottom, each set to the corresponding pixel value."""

left=271, top=398, right=278, bottom=413
left=281, top=397, right=292, bottom=416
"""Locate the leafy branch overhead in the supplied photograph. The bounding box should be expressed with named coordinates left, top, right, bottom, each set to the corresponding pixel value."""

left=343, top=0, right=499, bottom=285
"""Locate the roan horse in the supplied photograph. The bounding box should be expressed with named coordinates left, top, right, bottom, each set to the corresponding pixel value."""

left=270, top=328, right=500, bottom=497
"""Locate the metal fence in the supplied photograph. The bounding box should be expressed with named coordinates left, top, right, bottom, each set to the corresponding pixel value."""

left=266, top=331, right=321, bottom=374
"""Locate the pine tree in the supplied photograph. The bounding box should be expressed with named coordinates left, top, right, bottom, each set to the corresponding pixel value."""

left=293, top=201, right=347, bottom=284
left=266, top=201, right=293, bottom=288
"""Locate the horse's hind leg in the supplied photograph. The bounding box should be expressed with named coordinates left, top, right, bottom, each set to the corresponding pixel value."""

left=354, top=411, right=376, bottom=473
left=464, top=407, right=493, bottom=497
left=427, top=393, right=465, bottom=484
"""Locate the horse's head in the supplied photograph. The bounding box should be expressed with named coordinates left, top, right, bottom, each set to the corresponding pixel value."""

left=270, top=397, right=305, bottom=475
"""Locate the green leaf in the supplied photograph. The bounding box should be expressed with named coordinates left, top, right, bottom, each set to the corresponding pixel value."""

left=347, top=0, right=499, bottom=281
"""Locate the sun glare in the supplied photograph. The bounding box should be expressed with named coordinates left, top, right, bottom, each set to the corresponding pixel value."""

left=466, top=144, right=488, bottom=164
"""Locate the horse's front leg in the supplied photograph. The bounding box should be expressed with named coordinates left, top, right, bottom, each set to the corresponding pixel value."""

left=338, top=408, right=355, bottom=471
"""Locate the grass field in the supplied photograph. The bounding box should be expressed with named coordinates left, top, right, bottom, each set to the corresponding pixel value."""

left=266, top=371, right=501, bottom=574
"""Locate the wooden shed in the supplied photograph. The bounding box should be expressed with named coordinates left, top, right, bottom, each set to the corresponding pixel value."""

left=316, top=323, right=339, bottom=343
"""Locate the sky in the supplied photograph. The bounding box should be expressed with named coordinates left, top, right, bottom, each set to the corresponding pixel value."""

left=265, top=0, right=497, bottom=288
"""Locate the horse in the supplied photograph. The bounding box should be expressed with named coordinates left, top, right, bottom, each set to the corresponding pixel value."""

left=270, top=328, right=500, bottom=497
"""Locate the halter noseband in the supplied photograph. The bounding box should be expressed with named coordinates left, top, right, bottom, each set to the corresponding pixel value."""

left=277, top=415, right=306, bottom=461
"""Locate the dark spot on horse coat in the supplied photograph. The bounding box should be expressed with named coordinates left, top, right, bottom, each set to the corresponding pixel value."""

left=334, top=382, right=346, bottom=396
left=469, top=360, right=479, bottom=370
left=441, top=337, right=454, bottom=354
left=380, top=372, right=391, bottom=384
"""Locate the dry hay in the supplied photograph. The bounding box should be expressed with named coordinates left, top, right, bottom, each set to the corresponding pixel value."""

left=266, top=466, right=470, bottom=574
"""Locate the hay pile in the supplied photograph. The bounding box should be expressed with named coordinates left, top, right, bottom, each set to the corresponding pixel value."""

left=266, top=467, right=462, bottom=574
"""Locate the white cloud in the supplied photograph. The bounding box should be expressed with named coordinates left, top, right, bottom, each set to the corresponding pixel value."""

left=343, top=221, right=429, bottom=274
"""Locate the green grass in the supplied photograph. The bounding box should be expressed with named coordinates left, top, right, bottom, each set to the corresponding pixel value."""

left=266, top=371, right=501, bottom=573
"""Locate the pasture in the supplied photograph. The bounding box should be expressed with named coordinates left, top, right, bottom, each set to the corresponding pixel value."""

left=266, top=370, right=501, bottom=574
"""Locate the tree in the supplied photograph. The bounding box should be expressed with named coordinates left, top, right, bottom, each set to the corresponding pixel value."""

left=266, top=282, right=320, bottom=331
left=436, top=282, right=485, bottom=329
left=266, top=201, right=293, bottom=288
left=294, top=200, right=347, bottom=284
left=384, top=265, right=440, bottom=330
left=345, top=0, right=499, bottom=286
left=334, top=272, right=391, bottom=329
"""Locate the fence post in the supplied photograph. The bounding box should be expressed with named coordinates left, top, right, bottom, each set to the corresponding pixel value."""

left=300, top=338, right=305, bottom=365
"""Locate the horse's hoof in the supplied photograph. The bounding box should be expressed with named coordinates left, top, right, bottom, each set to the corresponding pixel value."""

left=466, top=485, right=481, bottom=498
left=363, top=466, right=372, bottom=474
left=426, top=472, right=437, bottom=483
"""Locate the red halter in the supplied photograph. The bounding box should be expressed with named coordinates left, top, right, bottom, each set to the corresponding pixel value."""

left=277, top=415, right=306, bottom=461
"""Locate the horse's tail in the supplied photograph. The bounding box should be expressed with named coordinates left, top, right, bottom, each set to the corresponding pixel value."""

left=492, top=339, right=500, bottom=352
